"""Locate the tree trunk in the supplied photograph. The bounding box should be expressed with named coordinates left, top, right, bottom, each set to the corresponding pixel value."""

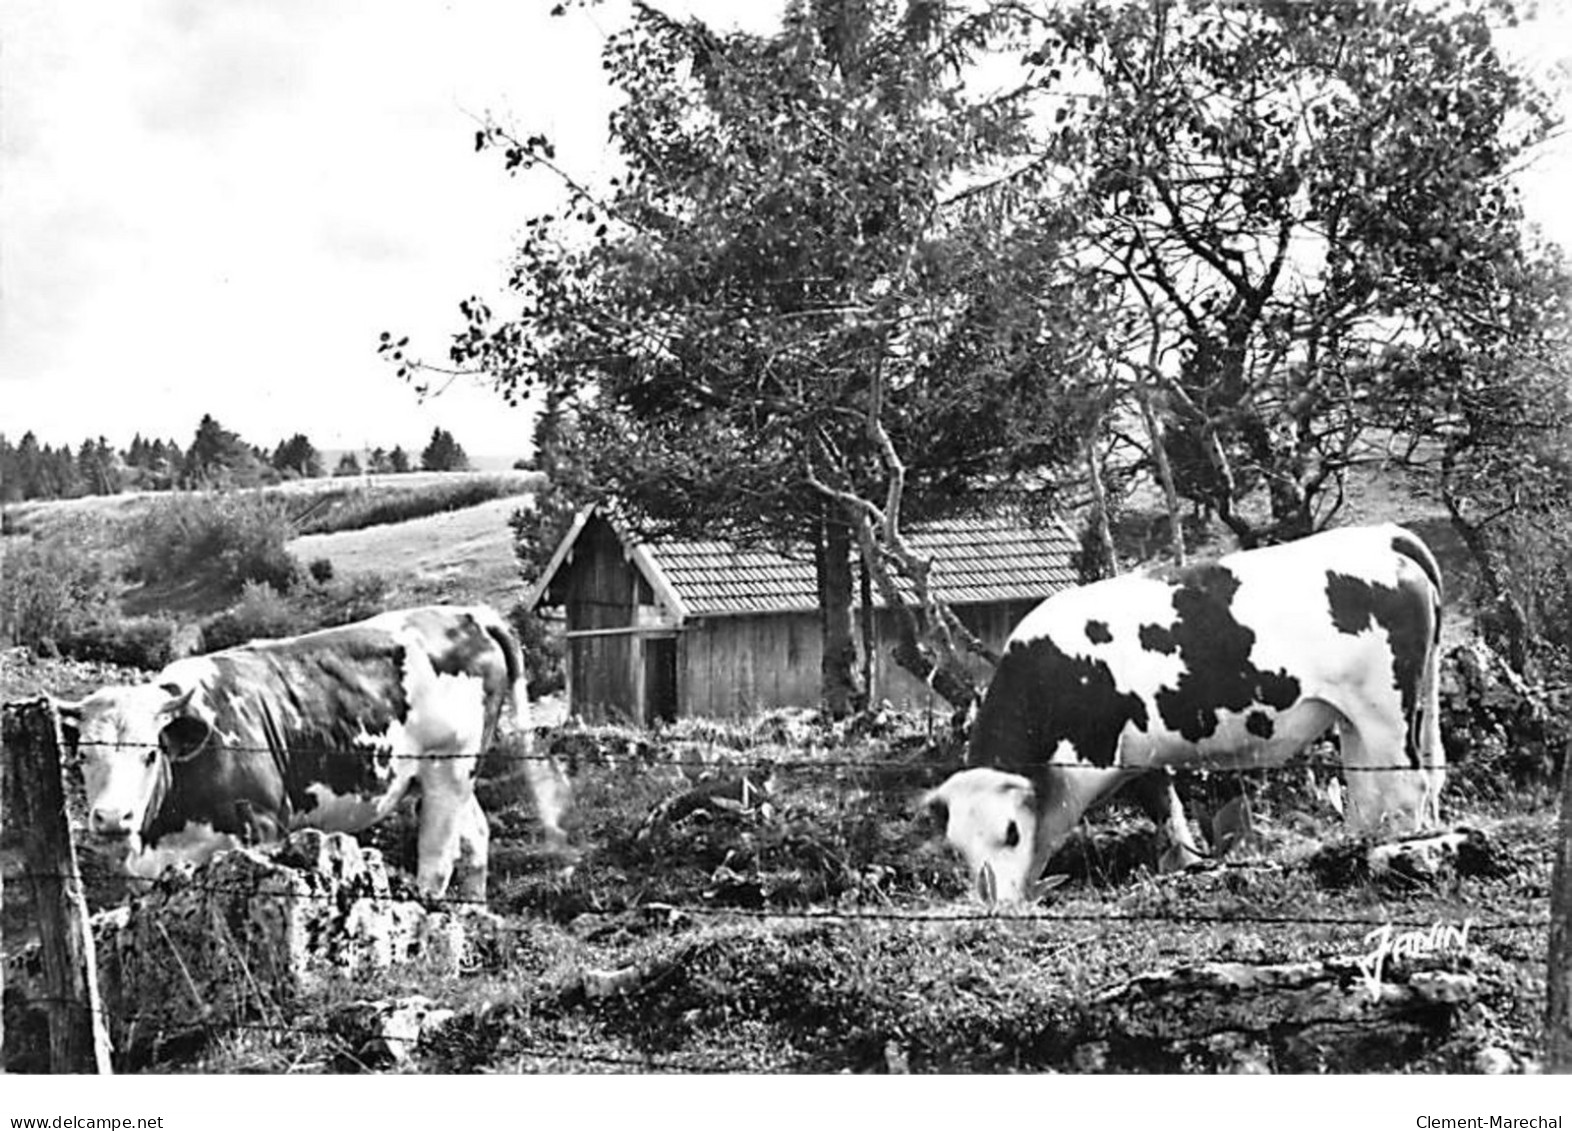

left=847, top=511, right=982, bottom=714
left=816, top=513, right=864, bottom=719
left=1268, top=470, right=1314, bottom=542
left=1136, top=386, right=1186, bottom=565
left=1083, top=432, right=1119, bottom=580
left=859, top=557, right=876, bottom=705
left=1547, top=735, right=1572, bottom=1072
left=1443, top=492, right=1532, bottom=676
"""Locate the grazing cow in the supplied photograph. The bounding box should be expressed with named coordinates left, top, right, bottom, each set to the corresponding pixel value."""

left=53, top=605, right=569, bottom=899
left=925, top=524, right=1444, bottom=904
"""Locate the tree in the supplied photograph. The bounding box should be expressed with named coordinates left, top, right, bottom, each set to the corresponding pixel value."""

left=334, top=452, right=363, bottom=478
left=184, top=414, right=263, bottom=488
left=388, top=446, right=412, bottom=474
left=420, top=0, right=1085, bottom=714
left=510, top=384, right=594, bottom=586
left=1386, top=250, right=1572, bottom=673
left=140, top=438, right=182, bottom=491
left=121, top=435, right=183, bottom=491
left=272, top=434, right=324, bottom=479
left=11, top=432, right=45, bottom=499
left=402, top=0, right=1566, bottom=706
left=76, top=438, right=122, bottom=497
left=5, top=433, right=81, bottom=500
left=1033, top=0, right=1566, bottom=546
left=0, top=435, right=18, bottom=503
left=420, top=428, right=470, bottom=472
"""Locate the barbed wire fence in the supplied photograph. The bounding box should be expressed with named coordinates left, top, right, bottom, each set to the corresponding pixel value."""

left=4, top=695, right=1569, bottom=1073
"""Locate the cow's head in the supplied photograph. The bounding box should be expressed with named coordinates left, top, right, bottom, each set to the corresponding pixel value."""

left=924, top=767, right=1047, bottom=905
left=54, top=682, right=208, bottom=840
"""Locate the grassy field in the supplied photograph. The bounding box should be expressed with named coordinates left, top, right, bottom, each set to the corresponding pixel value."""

left=289, top=494, right=531, bottom=610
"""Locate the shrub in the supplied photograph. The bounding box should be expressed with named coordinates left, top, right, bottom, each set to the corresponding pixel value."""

left=199, top=582, right=305, bottom=651
left=130, top=493, right=299, bottom=595
left=305, top=572, right=392, bottom=627
left=58, top=615, right=180, bottom=670
left=0, top=537, right=117, bottom=650
left=197, top=572, right=393, bottom=652
left=308, top=558, right=335, bottom=584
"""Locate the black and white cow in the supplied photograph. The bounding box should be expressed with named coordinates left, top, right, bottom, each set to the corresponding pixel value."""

left=925, top=524, right=1445, bottom=904
left=54, top=605, right=569, bottom=899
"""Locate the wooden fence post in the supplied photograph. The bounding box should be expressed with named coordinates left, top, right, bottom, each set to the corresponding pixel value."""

left=1548, top=740, right=1572, bottom=1072
left=2, top=694, right=7, bottom=1073
left=1, top=698, right=112, bottom=1074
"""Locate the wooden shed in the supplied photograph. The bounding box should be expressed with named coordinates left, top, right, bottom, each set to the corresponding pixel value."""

left=524, top=506, right=1082, bottom=723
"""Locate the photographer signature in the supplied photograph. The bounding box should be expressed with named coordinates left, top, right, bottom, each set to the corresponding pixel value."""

left=1357, top=920, right=1473, bottom=1002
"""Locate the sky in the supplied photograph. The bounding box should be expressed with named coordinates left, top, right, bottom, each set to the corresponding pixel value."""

left=2, top=0, right=1570, bottom=462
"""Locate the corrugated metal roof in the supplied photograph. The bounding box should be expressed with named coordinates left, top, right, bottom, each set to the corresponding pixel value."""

left=649, top=513, right=1080, bottom=617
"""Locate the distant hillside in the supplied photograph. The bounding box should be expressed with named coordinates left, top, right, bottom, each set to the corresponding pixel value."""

left=2, top=470, right=536, bottom=541
left=289, top=494, right=532, bottom=610
left=2, top=472, right=539, bottom=626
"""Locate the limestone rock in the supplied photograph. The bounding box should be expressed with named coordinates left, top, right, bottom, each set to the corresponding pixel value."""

left=88, top=830, right=494, bottom=1055
left=329, top=995, right=456, bottom=1070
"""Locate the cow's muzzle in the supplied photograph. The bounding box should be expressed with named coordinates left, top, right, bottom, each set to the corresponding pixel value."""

left=89, top=808, right=135, bottom=837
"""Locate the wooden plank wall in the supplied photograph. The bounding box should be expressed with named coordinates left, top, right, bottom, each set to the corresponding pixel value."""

left=678, top=612, right=821, bottom=718
left=675, top=598, right=1043, bottom=719
left=565, top=518, right=640, bottom=723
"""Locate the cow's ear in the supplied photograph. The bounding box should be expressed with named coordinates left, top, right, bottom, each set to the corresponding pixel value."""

left=157, top=684, right=197, bottom=717
left=51, top=697, right=83, bottom=751
left=160, top=716, right=213, bottom=763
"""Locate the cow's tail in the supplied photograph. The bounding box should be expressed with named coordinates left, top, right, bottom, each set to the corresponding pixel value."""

left=1389, top=525, right=1443, bottom=612
left=1390, top=526, right=1445, bottom=824
left=479, top=607, right=571, bottom=849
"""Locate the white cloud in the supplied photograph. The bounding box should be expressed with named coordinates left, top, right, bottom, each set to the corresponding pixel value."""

left=0, top=0, right=610, bottom=454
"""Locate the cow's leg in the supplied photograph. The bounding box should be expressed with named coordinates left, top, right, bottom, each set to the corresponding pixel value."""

left=1339, top=719, right=1432, bottom=835
left=452, top=792, right=490, bottom=902
left=1416, top=643, right=1447, bottom=827
left=521, top=739, right=572, bottom=851
left=414, top=777, right=469, bottom=899
left=1125, top=770, right=1207, bottom=872
left=495, top=662, right=572, bottom=852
